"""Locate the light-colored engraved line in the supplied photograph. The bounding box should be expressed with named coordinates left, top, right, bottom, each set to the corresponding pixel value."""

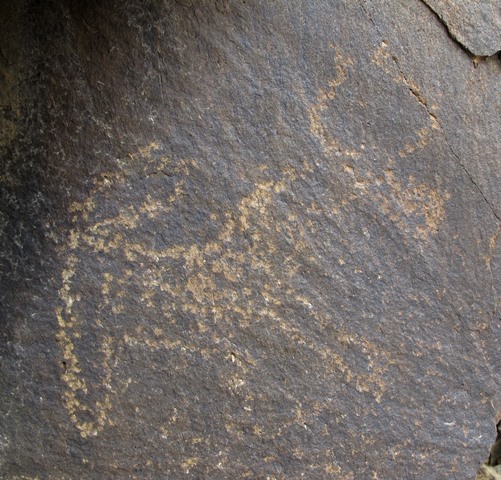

left=308, top=46, right=359, bottom=158
left=56, top=149, right=213, bottom=435
left=343, top=161, right=449, bottom=241
left=372, top=41, right=440, bottom=157
left=57, top=144, right=400, bottom=439
left=56, top=249, right=114, bottom=437
left=486, top=224, right=501, bottom=312
left=308, top=44, right=448, bottom=241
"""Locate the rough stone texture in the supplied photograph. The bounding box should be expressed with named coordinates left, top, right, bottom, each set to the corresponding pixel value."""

left=1, top=1, right=501, bottom=479
left=422, top=0, right=501, bottom=56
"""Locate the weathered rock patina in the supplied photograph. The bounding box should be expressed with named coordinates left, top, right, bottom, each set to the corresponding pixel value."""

left=2, top=1, right=501, bottom=478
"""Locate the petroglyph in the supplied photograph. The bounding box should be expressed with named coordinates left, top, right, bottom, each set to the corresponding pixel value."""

left=343, top=160, right=450, bottom=241
left=56, top=144, right=396, bottom=437
left=372, top=40, right=441, bottom=158
left=57, top=45, right=451, bottom=438
left=308, top=46, right=358, bottom=158
left=309, top=45, right=449, bottom=241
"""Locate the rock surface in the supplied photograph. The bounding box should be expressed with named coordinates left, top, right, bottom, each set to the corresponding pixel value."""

left=1, top=1, right=501, bottom=479
left=422, top=0, right=501, bottom=56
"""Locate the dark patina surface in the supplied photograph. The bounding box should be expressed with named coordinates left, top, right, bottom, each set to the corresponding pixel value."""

left=1, top=1, right=501, bottom=478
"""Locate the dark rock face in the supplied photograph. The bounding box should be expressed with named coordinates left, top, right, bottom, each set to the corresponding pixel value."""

left=1, top=1, right=501, bottom=478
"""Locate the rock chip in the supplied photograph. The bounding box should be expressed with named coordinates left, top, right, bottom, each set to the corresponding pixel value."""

left=422, top=0, right=501, bottom=56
